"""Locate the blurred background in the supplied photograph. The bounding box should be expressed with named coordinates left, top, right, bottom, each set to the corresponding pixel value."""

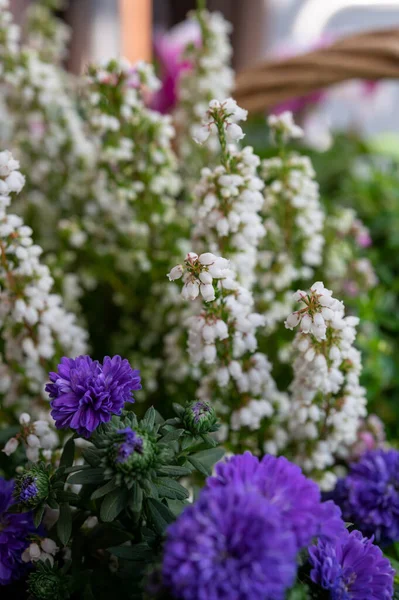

left=8, top=0, right=399, bottom=138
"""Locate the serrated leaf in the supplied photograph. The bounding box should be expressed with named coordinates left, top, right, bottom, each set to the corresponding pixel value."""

left=155, top=478, right=189, bottom=501
left=91, top=478, right=118, bottom=500
left=128, top=482, right=143, bottom=513
left=107, top=543, right=152, bottom=561
left=188, top=447, right=224, bottom=476
left=157, top=465, right=192, bottom=477
left=82, top=447, right=102, bottom=467
left=68, top=468, right=105, bottom=485
left=146, top=498, right=175, bottom=536
left=57, top=502, right=72, bottom=546
left=100, top=488, right=128, bottom=522
left=59, top=436, right=75, bottom=469
left=142, top=406, right=155, bottom=429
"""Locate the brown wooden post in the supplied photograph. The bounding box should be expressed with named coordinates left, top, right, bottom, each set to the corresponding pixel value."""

left=119, top=0, right=152, bottom=63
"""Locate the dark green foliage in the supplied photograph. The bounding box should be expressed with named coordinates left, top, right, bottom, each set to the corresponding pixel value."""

left=23, top=404, right=224, bottom=599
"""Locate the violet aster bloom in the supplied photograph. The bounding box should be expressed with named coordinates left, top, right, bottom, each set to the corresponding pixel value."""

left=46, top=355, right=141, bottom=438
left=0, top=478, right=36, bottom=585
left=206, top=451, right=345, bottom=550
left=326, top=449, right=399, bottom=544
left=162, top=484, right=297, bottom=600
left=309, top=529, right=394, bottom=600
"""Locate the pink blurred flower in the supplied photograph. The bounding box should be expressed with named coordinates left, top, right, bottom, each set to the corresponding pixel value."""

left=151, top=19, right=201, bottom=114
left=350, top=415, right=386, bottom=461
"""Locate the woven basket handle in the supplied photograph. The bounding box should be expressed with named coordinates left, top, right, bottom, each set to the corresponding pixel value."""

left=234, top=27, right=399, bottom=113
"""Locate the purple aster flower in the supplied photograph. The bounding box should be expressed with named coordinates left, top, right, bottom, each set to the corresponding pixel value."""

left=206, top=451, right=345, bottom=550
left=162, top=484, right=297, bottom=600
left=0, top=477, right=36, bottom=585
left=115, top=428, right=143, bottom=463
left=46, top=355, right=141, bottom=438
left=309, top=529, right=394, bottom=599
left=326, top=449, right=399, bottom=544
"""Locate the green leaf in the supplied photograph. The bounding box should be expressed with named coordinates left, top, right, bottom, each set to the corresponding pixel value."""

left=59, top=436, right=75, bottom=469
left=128, top=482, right=143, bottom=513
left=68, top=468, right=105, bottom=485
left=181, top=435, right=198, bottom=451
left=159, top=429, right=185, bottom=444
left=107, top=543, right=152, bottom=561
left=82, top=447, right=102, bottom=467
left=166, top=499, right=188, bottom=517
left=188, top=447, right=224, bottom=476
left=57, top=503, right=72, bottom=546
left=142, top=406, right=155, bottom=429
left=155, top=478, right=189, bottom=501
left=87, top=523, right=132, bottom=550
left=91, top=478, right=118, bottom=500
left=33, top=505, right=45, bottom=528
left=146, top=498, right=175, bottom=536
left=157, top=465, right=192, bottom=477
left=56, top=491, right=79, bottom=504
left=172, top=403, right=185, bottom=416
left=286, top=583, right=309, bottom=599
left=100, top=488, right=128, bottom=522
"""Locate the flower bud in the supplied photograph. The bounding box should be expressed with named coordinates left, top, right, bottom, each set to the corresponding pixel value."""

left=183, top=401, right=218, bottom=435
left=19, top=413, right=31, bottom=426
left=15, top=465, right=50, bottom=508
left=28, top=563, right=69, bottom=600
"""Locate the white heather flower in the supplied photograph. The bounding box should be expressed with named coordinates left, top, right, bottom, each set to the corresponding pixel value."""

left=283, top=282, right=367, bottom=478
left=192, top=124, right=211, bottom=145
left=2, top=437, right=19, bottom=455
left=182, top=280, right=200, bottom=300
left=41, top=538, right=58, bottom=555
left=19, top=412, right=31, bottom=425
left=200, top=283, right=215, bottom=302
left=226, top=123, right=244, bottom=142
left=27, top=433, right=40, bottom=448
left=167, top=264, right=183, bottom=281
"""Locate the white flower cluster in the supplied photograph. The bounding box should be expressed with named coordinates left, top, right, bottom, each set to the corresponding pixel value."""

left=175, top=9, right=234, bottom=165
left=0, top=150, right=87, bottom=409
left=3, top=411, right=59, bottom=463
left=168, top=251, right=288, bottom=442
left=0, top=1, right=93, bottom=252
left=24, top=0, right=71, bottom=64
left=191, top=99, right=265, bottom=289
left=325, top=207, right=377, bottom=297
left=22, top=538, right=59, bottom=567
left=283, top=281, right=367, bottom=484
left=192, top=97, right=248, bottom=146
left=76, top=58, right=180, bottom=277
left=257, top=113, right=324, bottom=331
left=268, top=111, right=304, bottom=144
